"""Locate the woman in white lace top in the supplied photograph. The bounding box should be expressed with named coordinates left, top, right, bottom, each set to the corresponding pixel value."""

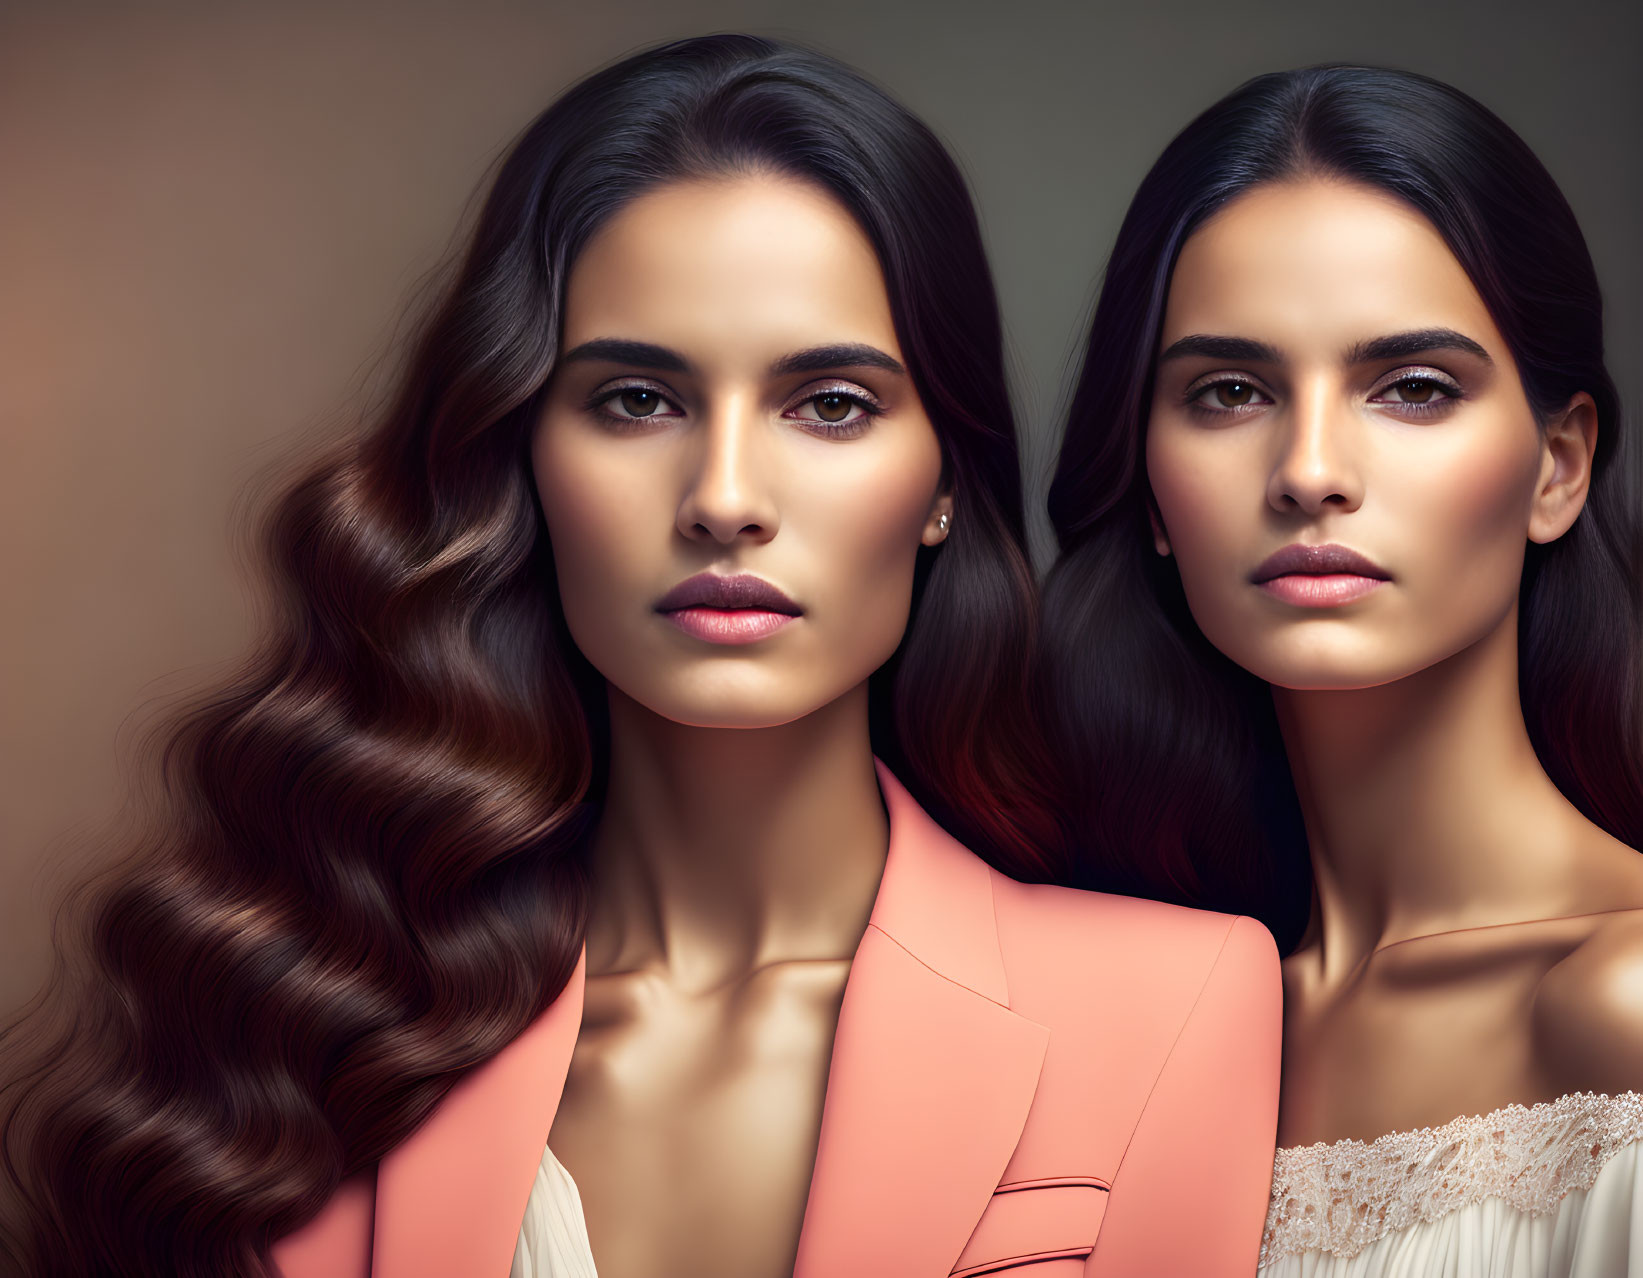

left=1040, top=66, right=1643, bottom=1277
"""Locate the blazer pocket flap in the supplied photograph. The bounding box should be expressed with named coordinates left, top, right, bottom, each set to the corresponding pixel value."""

left=951, top=1179, right=1109, bottom=1277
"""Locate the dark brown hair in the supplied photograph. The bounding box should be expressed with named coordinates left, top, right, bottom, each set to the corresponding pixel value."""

left=0, top=34, right=1059, bottom=1276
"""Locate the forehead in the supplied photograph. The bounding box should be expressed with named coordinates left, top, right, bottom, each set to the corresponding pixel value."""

left=1161, top=178, right=1500, bottom=350
left=561, top=173, right=901, bottom=360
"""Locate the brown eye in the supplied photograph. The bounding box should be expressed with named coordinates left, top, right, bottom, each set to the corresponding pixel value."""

left=786, top=389, right=879, bottom=437
left=619, top=389, right=662, bottom=417
left=1396, top=379, right=1437, bottom=403
left=814, top=393, right=853, bottom=422
left=1214, top=381, right=1255, bottom=407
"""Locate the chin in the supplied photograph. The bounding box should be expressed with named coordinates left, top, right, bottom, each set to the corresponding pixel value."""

left=626, top=677, right=838, bottom=731
left=1240, top=649, right=1425, bottom=693
left=1262, top=671, right=1407, bottom=692
left=653, top=705, right=815, bottom=731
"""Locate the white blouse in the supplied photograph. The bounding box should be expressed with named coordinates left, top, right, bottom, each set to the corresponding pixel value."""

left=1259, top=1092, right=1643, bottom=1277
left=510, top=1145, right=598, bottom=1278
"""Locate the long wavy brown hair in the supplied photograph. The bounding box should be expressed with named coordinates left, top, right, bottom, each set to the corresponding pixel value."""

left=0, top=34, right=1061, bottom=1277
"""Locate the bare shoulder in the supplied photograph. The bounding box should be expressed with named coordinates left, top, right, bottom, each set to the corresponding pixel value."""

left=1536, top=901, right=1643, bottom=1096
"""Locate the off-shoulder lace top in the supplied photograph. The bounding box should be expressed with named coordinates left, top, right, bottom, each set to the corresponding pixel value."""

left=1260, top=1091, right=1643, bottom=1276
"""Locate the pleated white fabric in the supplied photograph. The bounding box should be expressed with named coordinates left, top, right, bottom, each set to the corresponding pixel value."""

left=510, top=1144, right=598, bottom=1278
left=1260, top=1093, right=1643, bottom=1278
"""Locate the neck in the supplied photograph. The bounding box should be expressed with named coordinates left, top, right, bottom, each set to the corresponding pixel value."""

left=585, top=682, right=888, bottom=990
left=1275, top=607, right=1589, bottom=983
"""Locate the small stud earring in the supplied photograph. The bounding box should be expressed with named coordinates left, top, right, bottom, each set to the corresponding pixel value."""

left=938, top=513, right=950, bottom=532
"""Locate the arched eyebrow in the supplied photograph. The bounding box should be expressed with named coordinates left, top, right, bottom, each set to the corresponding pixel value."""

left=1345, top=328, right=1491, bottom=364
left=1157, top=335, right=1282, bottom=365
left=560, top=338, right=689, bottom=372
left=559, top=339, right=906, bottom=379
left=769, top=344, right=905, bottom=377
left=1157, top=328, right=1493, bottom=368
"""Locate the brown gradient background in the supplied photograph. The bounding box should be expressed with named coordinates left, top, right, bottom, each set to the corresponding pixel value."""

left=3, top=0, right=1639, bottom=1017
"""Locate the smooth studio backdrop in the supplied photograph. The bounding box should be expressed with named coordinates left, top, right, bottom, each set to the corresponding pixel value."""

left=3, top=0, right=1639, bottom=1016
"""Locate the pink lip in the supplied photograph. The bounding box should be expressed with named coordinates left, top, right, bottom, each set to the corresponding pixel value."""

left=663, top=608, right=797, bottom=644
left=1250, top=542, right=1390, bottom=608
left=655, top=572, right=802, bottom=646
left=1257, top=574, right=1386, bottom=607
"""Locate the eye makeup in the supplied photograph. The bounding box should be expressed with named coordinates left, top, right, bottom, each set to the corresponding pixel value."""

left=1366, top=366, right=1466, bottom=418
left=581, top=377, right=888, bottom=439
left=1183, top=373, right=1274, bottom=419
left=584, top=379, right=685, bottom=430
left=782, top=380, right=885, bottom=438
left=1178, top=364, right=1469, bottom=422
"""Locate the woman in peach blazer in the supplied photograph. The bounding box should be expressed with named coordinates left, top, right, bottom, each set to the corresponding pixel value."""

left=0, top=35, right=1279, bottom=1278
left=276, top=765, right=1279, bottom=1278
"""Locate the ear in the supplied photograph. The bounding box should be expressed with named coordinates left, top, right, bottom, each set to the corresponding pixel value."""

left=1527, top=392, right=1599, bottom=545
left=1146, top=499, right=1172, bottom=557
left=922, top=492, right=956, bottom=546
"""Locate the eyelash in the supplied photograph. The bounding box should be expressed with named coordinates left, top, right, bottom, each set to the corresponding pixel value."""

left=1183, top=375, right=1271, bottom=418
left=1183, top=369, right=1465, bottom=420
left=584, top=382, right=683, bottom=431
left=786, top=383, right=884, bottom=438
left=1367, top=369, right=1465, bottom=416
left=584, top=380, right=885, bottom=438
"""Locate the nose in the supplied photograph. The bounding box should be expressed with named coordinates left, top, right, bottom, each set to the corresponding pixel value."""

left=675, top=393, right=780, bottom=545
left=1266, top=380, right=1365, bottom=516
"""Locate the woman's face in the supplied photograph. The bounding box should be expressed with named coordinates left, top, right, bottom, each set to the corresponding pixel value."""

left=533, top=174, right=950, bottom=729
left=1145, top=178, right=1590, bottom=690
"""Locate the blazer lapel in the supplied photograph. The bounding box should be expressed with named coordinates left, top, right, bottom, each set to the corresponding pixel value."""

left=366, top=763, right=1043, bottom=1278
left=792, top=763, right=1050, bottom=1278
left=370, top=949, right=586, bottom=1278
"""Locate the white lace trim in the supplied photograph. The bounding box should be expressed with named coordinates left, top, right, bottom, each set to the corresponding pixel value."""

left=1261, top=1091, right=1643, bottom=1264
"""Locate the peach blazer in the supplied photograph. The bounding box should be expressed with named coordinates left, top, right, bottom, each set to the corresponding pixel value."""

left=273, top=763, right=1281, bottom=1277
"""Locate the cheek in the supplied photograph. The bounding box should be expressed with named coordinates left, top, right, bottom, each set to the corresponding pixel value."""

left=1146, top=426, right=1252, bottom=616
left=531, top=428, right=667, bottom=650
left=787, top=439, right=942, bottom=657
left=1387, top=429, right=1540, bottom=623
